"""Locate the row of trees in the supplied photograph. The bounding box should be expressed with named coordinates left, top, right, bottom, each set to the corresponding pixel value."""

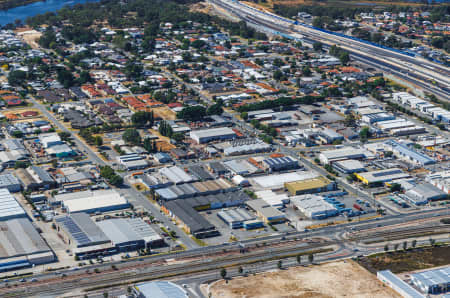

left=237, top=95, right=323, bottom=113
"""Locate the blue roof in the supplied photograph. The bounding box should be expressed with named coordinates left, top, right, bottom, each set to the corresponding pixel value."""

left=135, top=281, right=188, bottom=298
left=386, top=140, right=435, bottom=165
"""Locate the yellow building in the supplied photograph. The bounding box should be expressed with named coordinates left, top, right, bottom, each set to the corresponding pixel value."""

left=285, top=177, right=336, bottom=196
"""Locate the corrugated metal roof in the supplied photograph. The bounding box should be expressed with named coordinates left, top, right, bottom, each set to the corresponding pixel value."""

left=135, top=281, right=188, bottom=298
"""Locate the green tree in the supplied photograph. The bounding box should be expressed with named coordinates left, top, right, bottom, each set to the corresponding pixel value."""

left=359, top=126, right=371, bottom=142
left=412, top=239, right=417, bottom=248
left=313, top=41, right=323, bottom=52
left=241, top=112, right=248, bottom=120
left=122, top=128, right=141, bottom=145
left=94, top=136, right=103, bottom=147
left=177, top=106, right=206, bottom=121
left=8, top=70, right=27, bottom=86
left=171, top=132, right=185, bottom=143
left=277, top=260, right=282, bottom=269
left=158, top=120, right=173, bottom=138
left=220, top=268, right=227, bottom=279
left=206, top=102, right=224, bottom=116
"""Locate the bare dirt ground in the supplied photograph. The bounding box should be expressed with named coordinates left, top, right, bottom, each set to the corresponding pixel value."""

left=208, top=260, right=400, bottom=298
left=152, top=106, right=177, bottom=120
left=16, top=29, right=42, bottom=49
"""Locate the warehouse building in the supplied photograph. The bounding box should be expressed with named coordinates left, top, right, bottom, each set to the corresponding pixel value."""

left=159, top=166, right=196, bottom=184
left=0, top=173, right=22, bottom=192
left=59, top=189, right=130, bottom=214
left=319, top=147, right=372, bottom=164
left=404, top=183, right=447, bottom=205
left=208, top=162, right=229, bottom=176
left=161, top=191, right=249, bottom=238
left=261, top=156, right=299, bottom=172
left=255, top=190, right=289, bottom=208
left=155, top=178, right=235, bottom=200
left=246, top=199, right=286, bottom=223
left=285, top=177, right=336, bottom=196
left=0, top=218, right=55, bottom=272
left=97, top=218, right=164, bottom=251
left=133, top=281, right=188, bottom=298
left=223, top=159, right=259, bottom=176
left=0, top=188, right=26, bottom=221
left=332, top=160, right=366, bottom=174
left=117, top=154, right=149, bottom=170
left=218, top=208, right=256, bottom=229
left=190, top=127, right=236, bottom=144
left=222, top=138, right=272, bottom=156
left=188, top=165, right=214, bottom=181
left=385, top=140, right=435, bottom=166
left=15, top=166, right=56, bottom=191
left=251, top=171, right=319, bottom=190
left=356, top=168, right=410, bottom=185
left=377, top=270, right=425, bottom=298
left=410, top=267, right=450, bottom=294
left=291, top=194, right=338, bottom=219
left=54, top=213, right=110, bottom=248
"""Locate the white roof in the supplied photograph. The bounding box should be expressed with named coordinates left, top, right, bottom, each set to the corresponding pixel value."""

left=252, top=171, right=319, bottom=189
left=62, top=190, right=128, bottom=213
left=0, top=188, right=25, bottom=220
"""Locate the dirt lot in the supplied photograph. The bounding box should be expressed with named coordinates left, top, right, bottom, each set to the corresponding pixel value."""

left=152, top=106, right=176, bottom=120
left=208, top=260, right=400, bottom=298
left=16, top=29, right=42, bottom=49
left=358, top=245, right=450, bottom=274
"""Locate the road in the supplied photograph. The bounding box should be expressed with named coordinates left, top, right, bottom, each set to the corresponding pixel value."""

left=2, top=220, right=448, bottom=297
left=208, top=0, right=450, bottom=101
left=27, top=96, right=198, bottom=249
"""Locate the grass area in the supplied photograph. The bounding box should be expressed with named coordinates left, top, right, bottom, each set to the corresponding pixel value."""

left=358, top=245, right=450, bottom=274
left=191, top=236, right=208, bottom=246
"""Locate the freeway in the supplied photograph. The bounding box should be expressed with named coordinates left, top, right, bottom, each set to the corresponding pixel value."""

left=27, top=96, right=198, bottom=250
left=208, top=0, right=450, bottom=101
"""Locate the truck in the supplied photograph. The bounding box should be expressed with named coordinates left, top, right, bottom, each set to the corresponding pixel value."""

left=353, top=203, right=363, bottom=211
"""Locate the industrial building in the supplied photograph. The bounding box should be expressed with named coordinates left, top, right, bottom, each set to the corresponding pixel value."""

left=0, top=218, right=55, bottom=272
left=231, top=175, right=249, bottom=187
left=54, top=213, right=110, bottom=248
left=15, top=166, right=56, bottom=191
left=255, top=190, right=289, bottom=208
left=404, top=183, right=447, bottom=205
left=0, top=173, right=22, bottom=192
left=319, top=147, right=372, bottom=164
left=251, top=171, right=319, bottom=190
left=385, top=140, right=435, bottom=166
left=426, top=171, right=450, bottom=194
left=155, top=178, right=235, bottom=200
left=161, top=191, right=249, bottom=238
left=0, top=188, right=26, bottom=221
left=223, top=159, right=259, bottom=176
left=158, top=166, right=196, bottom=184
left=291, top=194, right=339, bottom=219
left=117, top=154, right=149, bottom=170
left=410, top=267, right=450, bottom=294
left=187, top=165, right=214, bottom=181
left=222, top=138, right=272, bottom=156
left=133, top=281, right=188, bottom=298
left=285, top=177, right=336, bottom=196
left=207, top=161, right=229, bottom=176
left=218, top=208, right=256, bottom=229
left=355, top=168, right=410, bottom=185
left=332, top=159, right=366, bottom=174
left=377, top=270, right=425, bottom=298
left=190, top=127, right=236, bottom=144
left=261, top=156, right=299, bottom=172
left=246, top=199, right=286, bottom=223
left=97, top=218, right=164, bottom=251
left=58, top=189, right=130, bottom=214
